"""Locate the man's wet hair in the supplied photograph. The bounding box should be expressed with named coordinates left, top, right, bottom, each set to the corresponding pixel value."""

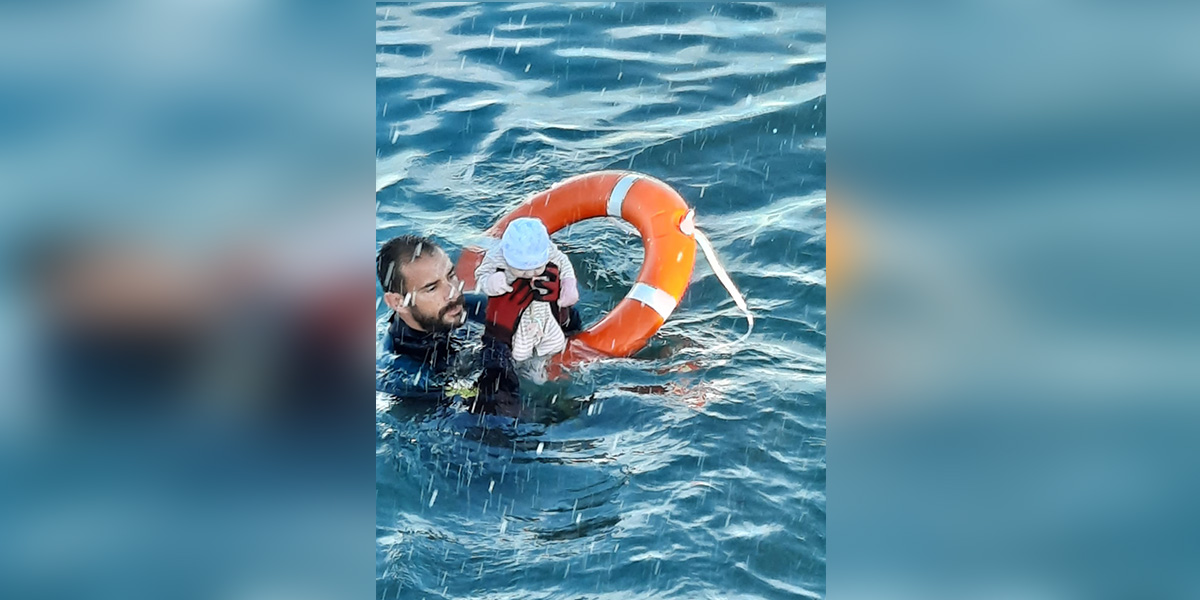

left=376, top=235, right=442, bottom=294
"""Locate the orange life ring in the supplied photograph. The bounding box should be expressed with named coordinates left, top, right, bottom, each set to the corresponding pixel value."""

left=456, top=171, right=696, bottom=365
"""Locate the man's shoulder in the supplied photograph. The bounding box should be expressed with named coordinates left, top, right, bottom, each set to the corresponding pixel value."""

left=463, top=293, right=488, bottom=324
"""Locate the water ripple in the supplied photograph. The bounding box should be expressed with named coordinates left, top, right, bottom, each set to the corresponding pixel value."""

left=378, top=3, right=824, bottom=598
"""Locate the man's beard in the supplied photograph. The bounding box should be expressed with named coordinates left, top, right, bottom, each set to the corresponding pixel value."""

left=411, top=295, right=466, bottom=332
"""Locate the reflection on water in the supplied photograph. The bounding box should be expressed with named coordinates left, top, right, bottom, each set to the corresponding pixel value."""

left=378, top=2, right=824, bottom=598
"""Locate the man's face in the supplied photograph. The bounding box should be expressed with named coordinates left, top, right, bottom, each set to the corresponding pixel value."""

left=386, top=250, right=465, bottom=332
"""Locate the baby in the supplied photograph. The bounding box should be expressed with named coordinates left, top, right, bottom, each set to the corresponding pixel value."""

left=475, top=217, right=579, bottom=361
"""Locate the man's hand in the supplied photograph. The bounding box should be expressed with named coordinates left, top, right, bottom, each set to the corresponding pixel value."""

left=559, top=277, right=580, bottom=306
left=481, top=271, right=512, bottom=296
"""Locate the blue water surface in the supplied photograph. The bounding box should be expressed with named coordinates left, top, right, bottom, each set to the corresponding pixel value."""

left=376, top=3, right=825, bottom=598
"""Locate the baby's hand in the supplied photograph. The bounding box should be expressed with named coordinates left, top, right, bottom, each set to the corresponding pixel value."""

left=559, top=277, right=580, bottom=306
left=481, top=271, right=513, bottom=296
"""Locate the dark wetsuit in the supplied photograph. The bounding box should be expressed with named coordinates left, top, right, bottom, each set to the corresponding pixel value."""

left=377, top=289, right=580, bottom=416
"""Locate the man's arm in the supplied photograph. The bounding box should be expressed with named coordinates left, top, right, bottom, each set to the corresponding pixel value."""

left=376, top=354, right=443, bottom=400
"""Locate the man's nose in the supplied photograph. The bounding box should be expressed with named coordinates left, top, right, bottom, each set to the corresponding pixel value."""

left=447, top=279, right=464, bottom=300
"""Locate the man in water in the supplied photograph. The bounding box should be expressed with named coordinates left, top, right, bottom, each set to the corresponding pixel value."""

left=376, top=235, right=580, bottom=416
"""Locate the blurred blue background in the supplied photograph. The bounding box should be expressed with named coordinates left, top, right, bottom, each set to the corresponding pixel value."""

left=376, top=3, right=825, bottom=599
left=835, top=3, right=1200, bottom=599
left=1, top=1, right=374, bottom=599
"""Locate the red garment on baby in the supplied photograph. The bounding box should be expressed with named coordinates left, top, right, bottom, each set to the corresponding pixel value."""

left=484, top=262, right=570, bottom=346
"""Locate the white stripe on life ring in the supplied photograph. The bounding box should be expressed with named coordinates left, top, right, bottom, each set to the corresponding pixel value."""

left=607, top=174, right=640, bottom=218
left=626, top=282, right=678, bottom=321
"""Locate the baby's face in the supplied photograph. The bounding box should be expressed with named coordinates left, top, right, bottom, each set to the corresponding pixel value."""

left=507, top=264, right=546, bottom=279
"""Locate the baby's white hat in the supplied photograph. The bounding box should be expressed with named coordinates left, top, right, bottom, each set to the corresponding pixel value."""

left=500, top=217, right=551, bottom=270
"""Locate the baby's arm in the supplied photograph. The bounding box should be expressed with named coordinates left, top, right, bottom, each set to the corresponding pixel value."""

left=548, top=243, right=576, bottom=280
left=548, top=243, right=579, bottom=306
left=474, top=248, right=505, bottom=283
left=475, top=248, right=512, bottom=296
